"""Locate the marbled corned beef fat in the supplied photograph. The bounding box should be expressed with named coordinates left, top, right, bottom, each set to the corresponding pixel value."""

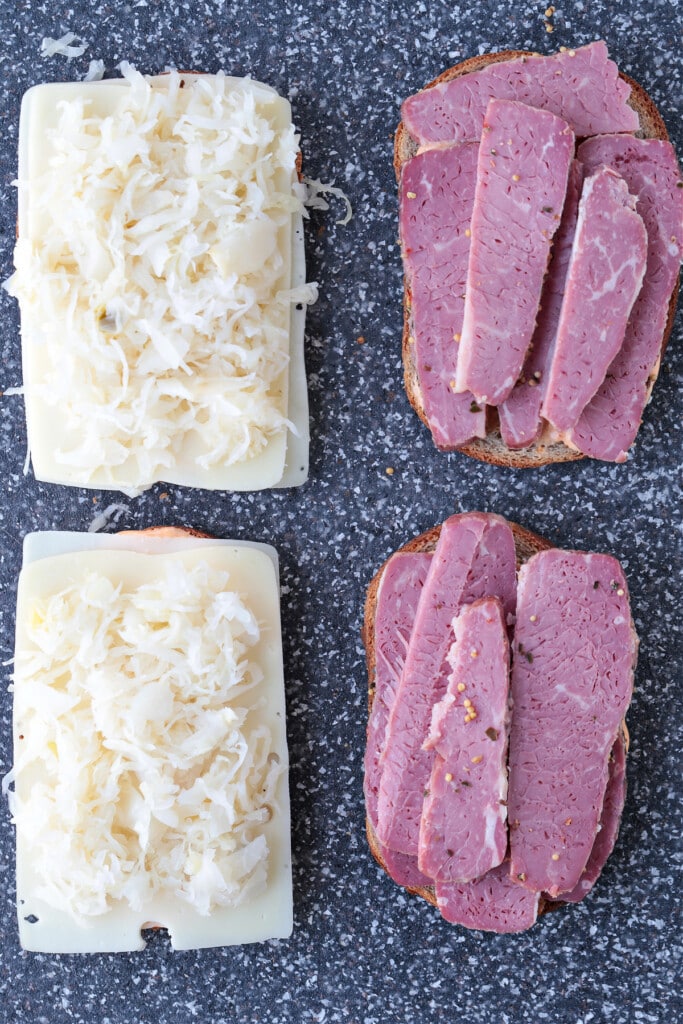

left=436, top=860, right=540, bottom=934
left=507, top=549, right=637, bottom=897
left=566, top=135, right=683, bottom=462
left=364, top=551, right=433, bottom=890
left=455, top=99, right=574, bottom=406
left=399, top=143, right=485, bottom=448
left=498, top=160, right=583, bottom=449
left=401, top=41, right=639, bottom=146
left=542, top=166, right=648, bottom=433
left=559, top=729, right=627, bottom=903
left=376, top=513, right=516, bottom=857
left=419, top=597, right=510, bottom=883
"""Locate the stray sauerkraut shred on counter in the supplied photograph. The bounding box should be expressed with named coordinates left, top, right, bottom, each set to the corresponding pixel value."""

left=9, top=560, right=283, bottom=920
left=39, top=32, right=88, bottom=60
left=6, top=64, right=317, bottom=489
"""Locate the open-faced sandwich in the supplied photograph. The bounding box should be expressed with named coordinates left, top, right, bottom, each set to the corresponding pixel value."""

left=7, top=526, right=292, bottom=952
left=363, top=512, right=637, bottom=932
left=396, top=41, right=682, bottom=465
left=6, top=68, right=314, bottom=493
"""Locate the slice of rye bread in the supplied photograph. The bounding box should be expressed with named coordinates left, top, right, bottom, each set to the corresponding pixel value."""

left=362, top=519, right=629, bottom=917
left=395, top=50, right=680, bottom=468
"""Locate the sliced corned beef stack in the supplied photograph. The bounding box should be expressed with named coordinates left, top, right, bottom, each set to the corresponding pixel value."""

left=364, top=514, right=637, bottom=933
left=397, top=41, right=682, bottom=464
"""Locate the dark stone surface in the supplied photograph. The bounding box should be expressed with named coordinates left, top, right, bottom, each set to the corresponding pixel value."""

left=0, top=2, right=681, bottom=1022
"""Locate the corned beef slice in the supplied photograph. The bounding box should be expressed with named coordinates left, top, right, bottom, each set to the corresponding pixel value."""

left=419, top=598, right=510, bottom=882
left=376, top=513, right=516, bottom=856
left=566, top=136, right=683, bottom=461
left=401, top=41, right=639, bottom=146
left=541, top=167, right=648, bottom=433
left=399, top=143, right=485, bottom=447
left=364, top=552, right=432, bottom=828
left=364, top=551, right=433, bottom=889
left=498, top=160, right=584, bottom=449
left=379, top=839, right=431, bottom=890
left=560, top=729, right=627, bottom=903
left=507, top=550, right=637, bottom=897
left=436, top=860, right=540, bottom=933
left=377, top=832, right=432, bottom=889
left=455, top=100, right=574, bottom=405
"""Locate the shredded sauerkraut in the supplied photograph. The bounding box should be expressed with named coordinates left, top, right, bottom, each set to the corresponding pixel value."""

left=40, top=32, right=87, bottom=60
left=7, top=67, right=313, bottom=489
left=11, top=561, right=282, bottom=919
left=87, top=501, right=129, bottom=533
left=301, top=176, right=353, bottom=226
left=83, top=58, right=105, bottom=81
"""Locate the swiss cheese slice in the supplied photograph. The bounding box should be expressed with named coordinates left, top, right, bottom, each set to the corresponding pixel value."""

left=11, top=72, right=310, bottom=493
left=11, top=531, right=292, bottom=952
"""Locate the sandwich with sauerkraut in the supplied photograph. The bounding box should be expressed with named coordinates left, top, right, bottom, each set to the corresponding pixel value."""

left=6, top=69, right=314, bottom=493
left=8, top=526, right=292, bottom=953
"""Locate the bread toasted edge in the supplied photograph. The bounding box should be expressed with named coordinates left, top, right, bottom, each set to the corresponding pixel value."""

left=362, top=518, right=628, bottom=919
left=119, top=525, right=214, bottom=540
left=395, top=50, right=679, bottom=468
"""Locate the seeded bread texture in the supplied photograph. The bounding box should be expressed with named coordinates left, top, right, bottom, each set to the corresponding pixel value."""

left=395, top=49, right=678, bottom=468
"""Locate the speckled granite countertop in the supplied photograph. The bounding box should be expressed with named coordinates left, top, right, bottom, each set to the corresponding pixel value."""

left=0, top=2, right=681, bottom=1022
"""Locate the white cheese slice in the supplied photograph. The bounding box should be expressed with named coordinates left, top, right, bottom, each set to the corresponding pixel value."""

left=13, top=73, right=309, bottom=493
left=12, top=530, right=292, bottom=952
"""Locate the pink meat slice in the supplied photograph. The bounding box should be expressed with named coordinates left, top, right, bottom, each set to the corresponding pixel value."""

left=455, top=99, right=574, bottom=406
left=565, top=135, right=683, bottom=461
left=399, top=143, right=486, bottom=447
left=376, top=512, right=517, bottom=857
left=541, top=167, right=648, bottom=433
left=498, top=160, right=584, bottom=449
left=436, top=860, right=540, bottom=933
left=418, top=597, right=510, bottom=882
left=363, top=551, right=433, bottom=889
left=402, top=41, right=638, bottom=146
left=559, top=729, right=627, bottom=903
left=379, top=844, right=431, bottom=891
left=507, top=549, right=637, bottom=897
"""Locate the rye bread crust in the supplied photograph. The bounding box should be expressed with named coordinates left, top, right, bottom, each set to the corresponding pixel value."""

left=124, top=525, right=213, bottom=539
left=395, top=49, right=679, bottom=468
